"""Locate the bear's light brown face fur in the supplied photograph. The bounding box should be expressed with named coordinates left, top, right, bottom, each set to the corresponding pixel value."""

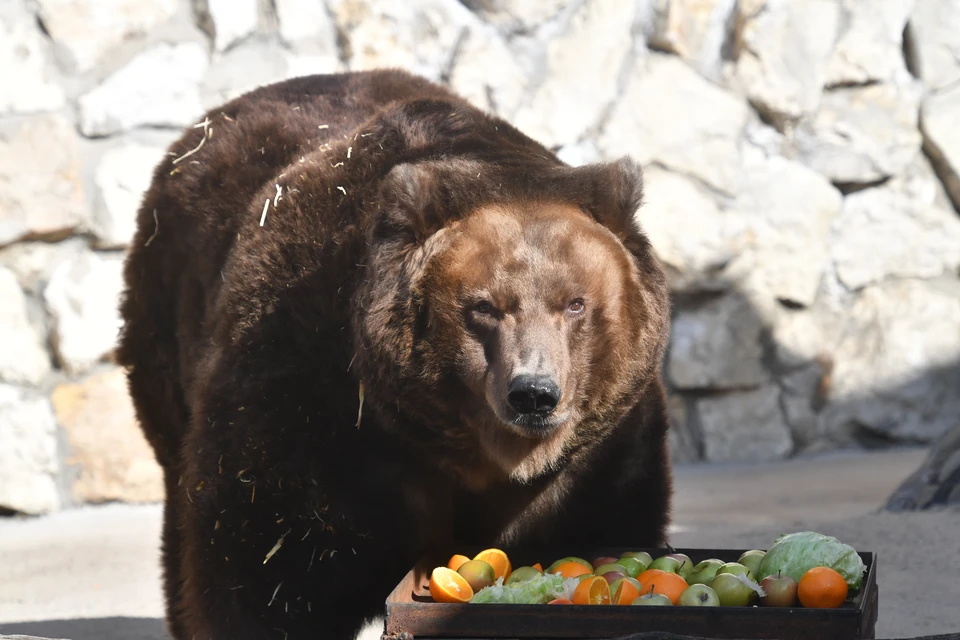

left=428, top=201, right=640, bottom=485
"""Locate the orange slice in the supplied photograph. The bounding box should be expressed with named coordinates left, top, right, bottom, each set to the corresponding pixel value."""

left=532, top=562, right=543, bottom=572
left=612, top=578, right=641, bottom=605
left=473, top=548, right=512, bottom=580
left=429, top=566, right=474, bottom=603
left=551, top=561, right=593, bottom=580
left=573, top=575, right=611, bottom=605
left=446, top=554, right=470, bottom=571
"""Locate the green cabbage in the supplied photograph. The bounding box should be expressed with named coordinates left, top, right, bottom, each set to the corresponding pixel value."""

left=757, top=531, right=866, bottom=590
left=469, top=573, right=580, bottom=604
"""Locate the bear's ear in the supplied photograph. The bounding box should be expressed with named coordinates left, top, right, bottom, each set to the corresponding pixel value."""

left=578, top=156, right=645, bottom=243
left=374, top=162, right=447, bottom=246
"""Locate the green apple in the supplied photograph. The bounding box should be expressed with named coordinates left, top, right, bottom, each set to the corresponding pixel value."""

left=759, top=571, right=798, bottom=607
left=712, top=573, right=759, bottom=606
left=687, top=559, right=725, bottom=586
left=505, top=566, right=542, bottom=585
left=457, top=560, right=495, bottom=592
left=666, top=553, right=693, bottom=581
left=678, top=584, right=720, bottom=607
left=620, top=551, right=653, bottom=569
left=738, top=550, right=766, bottom=579
left=594, top=563, right=628, bottom=577
left=717, top=562, right=754, bottom=581
left=648, top=556, right=682, bottom=574
left=613, top=557, right=644, bottom=578
left=632, top=592, right=673, bottom=606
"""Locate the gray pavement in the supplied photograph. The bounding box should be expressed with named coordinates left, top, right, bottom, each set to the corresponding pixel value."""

left=3, top=446, right=959, bottom=639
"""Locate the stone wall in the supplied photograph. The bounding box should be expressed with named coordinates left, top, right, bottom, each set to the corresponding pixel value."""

left=1, top=0, right=959, bottom=514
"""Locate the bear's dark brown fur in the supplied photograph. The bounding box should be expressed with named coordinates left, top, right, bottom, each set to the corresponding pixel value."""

left=118, top=69, right=672, bottom=640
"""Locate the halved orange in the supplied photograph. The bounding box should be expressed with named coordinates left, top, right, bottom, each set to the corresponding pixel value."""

left=446, top=554, right=470, bottom=571
left=573, top=575, right=611, bottom=605
left=430, top=566, right=474, bottom=603
left=611, top=577, right=641, bottom=605
left=551, top=561, right=593, bottom=580
left=473, top=548, right=512, bottom=580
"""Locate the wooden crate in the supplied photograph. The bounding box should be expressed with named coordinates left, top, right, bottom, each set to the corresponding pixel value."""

left=382, top=547, right=878, bottom=640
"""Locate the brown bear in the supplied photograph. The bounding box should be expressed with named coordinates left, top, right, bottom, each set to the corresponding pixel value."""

left=118, top=69, right=672, bottom=640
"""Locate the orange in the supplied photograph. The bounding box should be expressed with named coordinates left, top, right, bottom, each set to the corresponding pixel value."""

left=473, top=548, right=512, bottom=580
left=429, top=566, right=474, bottom=603
left=548, top=598, right=573, bottom=604
left=798, top=567, right=848, bottom=609
left=551, top=561, right=593, bottom=580
left=573, top=575, right=611, bottom=605
left=635, top=568, right=666, bottom=585
left=611, top=578, right=641, bottom=605
left=532, top=562, right=543, bottom=572
left=638, top=571, right=688, bottom=605
left=446, top=554, right=470, bottom=571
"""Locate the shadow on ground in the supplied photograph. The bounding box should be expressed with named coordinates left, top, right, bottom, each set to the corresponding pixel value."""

left=0, top=617, right=170, bottom=640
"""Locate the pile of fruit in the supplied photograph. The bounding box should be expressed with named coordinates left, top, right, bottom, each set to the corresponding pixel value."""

left=428, top=531, right=866, bottom=610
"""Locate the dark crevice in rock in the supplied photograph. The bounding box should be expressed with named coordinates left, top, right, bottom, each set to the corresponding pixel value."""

left=834, top=176, right=891, bottom=195
left=747, top=98, right=788, bottom=134
left=720, top=0, right=742, bottom=63
left=668, top=290, right=726, bottom=314
left=851, top=422, right=924, bottom=451
left=902, top=21, right=921, bottom=79
left=824, top=79, right=882, bottom=91
left=920, top=133, right=960, bottom=215
left=776, top=298, right=805, bottom=311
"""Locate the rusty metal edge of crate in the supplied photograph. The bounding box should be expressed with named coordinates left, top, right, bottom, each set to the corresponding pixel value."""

left=383, top=547, right=879, bottom=640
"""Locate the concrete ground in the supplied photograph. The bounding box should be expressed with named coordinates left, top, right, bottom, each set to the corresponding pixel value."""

left=2, top=446, right=958, bottom=640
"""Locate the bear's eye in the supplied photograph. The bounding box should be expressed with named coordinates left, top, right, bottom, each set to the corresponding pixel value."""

left=474, top=301, right=497, bottom=316
left=567, top=299, right=585, bottom=314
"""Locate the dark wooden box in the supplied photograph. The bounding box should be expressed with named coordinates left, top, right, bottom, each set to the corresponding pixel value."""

left=382, top=547, right=878, bottom=640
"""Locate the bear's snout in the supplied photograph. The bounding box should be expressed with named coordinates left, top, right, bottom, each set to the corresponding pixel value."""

left=506, top=374, right=561, bottom=418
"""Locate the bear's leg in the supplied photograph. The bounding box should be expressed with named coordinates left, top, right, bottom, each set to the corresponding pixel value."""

left=121, top=355, right=192, bottom=637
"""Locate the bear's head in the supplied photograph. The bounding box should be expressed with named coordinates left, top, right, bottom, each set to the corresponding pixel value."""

left=355, top=154, right=669, bottom=490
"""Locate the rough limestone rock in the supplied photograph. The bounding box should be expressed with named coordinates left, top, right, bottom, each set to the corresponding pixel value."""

left=779, top=363, right=828, bottom=452
left=448, top=24, right=526, bottom=118
left=78, top=42, right=208, bottom=137
left=196, top=0, right=258, bottom=52
left=0, top=267, right=50, bottom=386
left=636, top=167, right=744, bottom=292
left=35, top=0, right=178, bottom=72
left=330, top=0, right=474, bottom=82
left=0, top=239, right=87, bottom=295
left=823, top=279, right=960, bottom=443
left=668, top=292, right=769, bottom=391
left=825, top=0, right=915, bottom=86
left=0, top=384, right=60, bottom=514
left=831, top=181, right=960, bottom=291
left=600, top=53, right=749, bottom=194
left=724, top=147, right=844, bottom=307
left=697, top=385, right=794, bottom=462
left=0, top=1, right=65, bottom=115
left=795, top=82, right=923, bottom=185
left=909, top=0, right=960, bottom=92
left=92, top=144, right=168, bottom=249
left=51, top=368, right=164, bottom=503
left=735, top=0, right=843, bottom=126
left=43, top=250, right=126, bottom=375
left=275, top=0, right=339, bottom=58
left=0, top=115, right=87, bottom=248
left=512, top=0, right=635, bottom=148
left=458, top=0, right=568, bottom=32
left=203, top=41, right=290, bottom=107
left=644, top=0, right=738, bottom=81
left=921, top=85, right=960, bottom=211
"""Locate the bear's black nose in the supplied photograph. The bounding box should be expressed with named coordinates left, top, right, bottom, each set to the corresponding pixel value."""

left=507, top=375, right=561, bottom=416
